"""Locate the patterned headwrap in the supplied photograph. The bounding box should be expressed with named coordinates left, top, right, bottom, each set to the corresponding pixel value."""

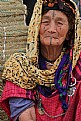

left=2, top=0, right=81, bottom=110
left=26, top=0, right=81, bottom=68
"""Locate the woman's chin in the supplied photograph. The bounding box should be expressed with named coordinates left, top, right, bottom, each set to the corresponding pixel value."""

left=41, top=40, right=61, bottom=46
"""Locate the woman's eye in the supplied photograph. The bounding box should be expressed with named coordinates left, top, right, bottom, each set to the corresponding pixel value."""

left=42, top=21, right=49, bottom=24
left=57, top=22, right=63, bottom=25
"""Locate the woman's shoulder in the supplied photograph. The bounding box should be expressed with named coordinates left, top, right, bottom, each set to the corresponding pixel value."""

left=73, top=51, right=81, bottom=81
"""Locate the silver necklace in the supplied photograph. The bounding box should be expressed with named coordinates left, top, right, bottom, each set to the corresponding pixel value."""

left=37, top=98, right=66, bottom=118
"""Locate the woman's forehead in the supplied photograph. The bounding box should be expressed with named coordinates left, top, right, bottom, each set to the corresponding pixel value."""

left=42, top=10, right=68, bottom=21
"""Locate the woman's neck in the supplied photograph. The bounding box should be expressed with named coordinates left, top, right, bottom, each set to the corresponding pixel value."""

left=41, top=44, right=63, bottom=62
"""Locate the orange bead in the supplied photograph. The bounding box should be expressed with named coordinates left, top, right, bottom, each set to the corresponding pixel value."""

left=48, top=3, right=54, bottom=7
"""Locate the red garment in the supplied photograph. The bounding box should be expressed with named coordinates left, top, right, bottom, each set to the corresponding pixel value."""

left=0, top=81, right=27, bottom=121
left=0, top=53, right=81, bottom=121
left=36, top=82, right=81, bottom=121
left=0, top=81, right=35, bottom=120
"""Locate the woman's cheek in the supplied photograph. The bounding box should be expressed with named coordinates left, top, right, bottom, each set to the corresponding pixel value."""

left=40, top=34, right=45, bottom=45
left=59, top=28, right=68, bottom=39
left=39, top=27, right=44, bottom=41
left=39, top=24, right=46, bottom=34
left=60, top=27, right=68, bottom=37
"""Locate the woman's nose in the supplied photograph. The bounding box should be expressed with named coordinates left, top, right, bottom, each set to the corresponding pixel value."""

left=48, top=21, right=57, bottom=33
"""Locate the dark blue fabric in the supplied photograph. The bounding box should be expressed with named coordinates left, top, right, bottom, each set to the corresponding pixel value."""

left=54, top=52, right=72, bottom=110
left=37, top=85, right=52, bottom=97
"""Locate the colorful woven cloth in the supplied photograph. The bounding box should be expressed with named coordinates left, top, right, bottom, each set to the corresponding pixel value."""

left=0, top=54, right=81, bottom=121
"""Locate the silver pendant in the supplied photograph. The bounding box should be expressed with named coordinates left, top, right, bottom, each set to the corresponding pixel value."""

left=67, top=76, right=76, bottom=96
left=67, top=86, right=76, bottom=96
left=37, top=98, right=44, bottom=115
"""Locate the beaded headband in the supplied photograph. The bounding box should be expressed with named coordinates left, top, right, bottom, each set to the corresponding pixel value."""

left=42, top=0, right=75, bottom=14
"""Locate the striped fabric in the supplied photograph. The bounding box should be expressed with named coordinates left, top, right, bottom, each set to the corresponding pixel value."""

left=0, top=81, right=35, bottom=121
left=0, top=52, right=81, bottom=121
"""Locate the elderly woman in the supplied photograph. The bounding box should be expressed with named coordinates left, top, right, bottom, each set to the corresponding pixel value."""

left=0, top=0, right=81, bottom=121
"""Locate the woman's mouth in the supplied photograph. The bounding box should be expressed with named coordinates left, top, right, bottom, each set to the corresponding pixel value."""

left=44, top=36, right=59, bottom=39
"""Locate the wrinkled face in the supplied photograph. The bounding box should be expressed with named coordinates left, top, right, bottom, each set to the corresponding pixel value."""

left=39, top=10, right=69, bottom=46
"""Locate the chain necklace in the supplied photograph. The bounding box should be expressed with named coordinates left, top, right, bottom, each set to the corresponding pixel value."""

left=37, top=97, right=66, bottom=118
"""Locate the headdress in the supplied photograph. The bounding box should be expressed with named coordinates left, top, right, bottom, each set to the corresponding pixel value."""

left=25, top=0, right=81, bottom=68
left=2, top=0, right=81, bottom=111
